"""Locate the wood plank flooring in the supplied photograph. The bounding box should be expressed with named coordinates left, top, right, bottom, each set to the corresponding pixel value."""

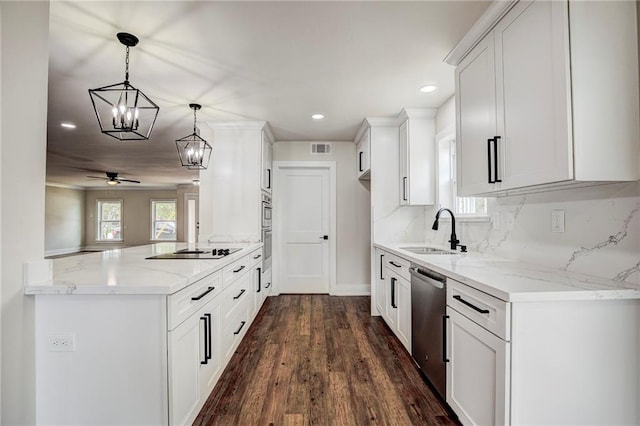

left=194, top=295, right=458, bottom=426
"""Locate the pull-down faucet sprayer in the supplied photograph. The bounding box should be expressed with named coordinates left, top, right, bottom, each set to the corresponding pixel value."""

left=432, top=208, right=460, bottom=251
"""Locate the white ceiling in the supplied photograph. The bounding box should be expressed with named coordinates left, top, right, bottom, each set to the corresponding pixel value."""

left=45, top=0, right=490, bottom=188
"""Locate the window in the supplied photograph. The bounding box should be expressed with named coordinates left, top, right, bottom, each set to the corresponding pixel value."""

left=151, top=200, right=177, bottom=241
left=437, top=134, right=488, bottom=217
left=97, top=200, right=123, bottom=241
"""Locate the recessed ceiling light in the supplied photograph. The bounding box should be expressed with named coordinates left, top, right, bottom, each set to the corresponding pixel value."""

left=60, top=122, right=76, bottom=129
left=311, top=114, right=325, bottom=120
left=419, top=85, right=438, bottom=93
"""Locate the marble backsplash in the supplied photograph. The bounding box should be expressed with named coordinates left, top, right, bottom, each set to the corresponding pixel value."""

left=423, top=182, right=640, bottom=286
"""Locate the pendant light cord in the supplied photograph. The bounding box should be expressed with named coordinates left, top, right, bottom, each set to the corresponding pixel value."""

left=193, top=107, right=197, bottom=134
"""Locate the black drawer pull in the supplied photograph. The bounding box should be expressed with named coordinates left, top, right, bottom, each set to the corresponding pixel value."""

left=233, top=321, right=246, bottom=335
left=253, top=254, right=261, bottom=259
left=389, top=261, right=401, bottom=268
left=453, top=295, right=490, bottom=314
left=191, top=286, right=215, bottom=301
left=233, top=289, right=246, bottom=300
left=233, top=265, right=246, bottom=273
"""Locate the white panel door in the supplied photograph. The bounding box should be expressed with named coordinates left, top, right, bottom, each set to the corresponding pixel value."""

left=278, top=166, right=330, bottom=293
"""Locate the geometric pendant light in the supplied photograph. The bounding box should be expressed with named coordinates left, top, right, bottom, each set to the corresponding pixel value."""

left=88, top=32, right=159, bottom=141
left=175, top=103, right=212, bottom=170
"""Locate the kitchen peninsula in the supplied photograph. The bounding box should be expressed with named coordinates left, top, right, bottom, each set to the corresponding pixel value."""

left=25, top=243, right=265, bottom=426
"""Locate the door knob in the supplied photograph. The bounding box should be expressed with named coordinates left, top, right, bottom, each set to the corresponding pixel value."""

left=319, top=235, right=328, bottom=240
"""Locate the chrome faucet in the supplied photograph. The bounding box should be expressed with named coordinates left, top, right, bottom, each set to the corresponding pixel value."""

left=432, top=208, right=462, bottom=251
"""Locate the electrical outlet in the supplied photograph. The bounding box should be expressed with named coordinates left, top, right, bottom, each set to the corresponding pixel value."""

left=48, top=333, right=76, bottom=352
left=551, top=210, right=565, bottom=233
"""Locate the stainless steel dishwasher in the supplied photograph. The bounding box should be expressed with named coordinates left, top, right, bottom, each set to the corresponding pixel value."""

left=410, top=265, right=447, bottom=400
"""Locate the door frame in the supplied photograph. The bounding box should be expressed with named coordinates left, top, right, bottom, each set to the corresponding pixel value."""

left=183, top=192, right=199, bottom=243
left=272, top=161, right=337, bottom=295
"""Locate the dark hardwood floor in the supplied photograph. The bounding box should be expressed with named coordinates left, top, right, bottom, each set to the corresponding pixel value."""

left=194, top=295, right=458, bottom=425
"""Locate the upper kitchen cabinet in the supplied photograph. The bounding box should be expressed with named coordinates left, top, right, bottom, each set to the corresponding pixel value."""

left=356, top=127, right=371, bottom=179
left=448, top=0, right=640, bottom=196
left=261, top=130, right=273, bottom=193
left=199, top=121, right=274, bottom=243
left=398, top=109, right=436, bottom=206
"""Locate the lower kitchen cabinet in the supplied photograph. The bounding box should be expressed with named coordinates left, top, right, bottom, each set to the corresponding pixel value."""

left=446, top=278, right=640, bottom=425
left=374, top=249, right=386, bottom=316
left=446, top=307, right=510, bottom=426
left=396, top=277, right=411, bottom=350
left=33, top=246, right=267, bottom=426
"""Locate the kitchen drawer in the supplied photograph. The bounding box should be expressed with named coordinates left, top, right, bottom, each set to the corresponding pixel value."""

left=222, top=248, right=261, bottom=289
left=219, top=270, right=252, bottom=320
left=383, top=251, right=411, bottom=282
left=447, top=279, right=510, bottom=341
left=167, top=271, right=222, bottom=331
left=221, top=302, right=250, bottom=361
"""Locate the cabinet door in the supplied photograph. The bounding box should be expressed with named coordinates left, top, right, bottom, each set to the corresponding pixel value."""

left=399, top=121, right=409, bottom=205
left=199, top=302, right=221, bottom=398
left=357, top=128, right=371, bottom=179
left=495, top=0, right=571, bottom=190
left=168, top=313, right=203, bottom=426
left=446, top=307, right=510, bottom=426
left=261, top=132, right=273, bottom=193
left=252, top=265, right=263, bottom=317
left=455, top=35, right=498, bottom=196
left=374, top=250, right=386, bottom=316
left=396, top=276, right=411, bottom=352
left=384, top=270, right=399, bottom=331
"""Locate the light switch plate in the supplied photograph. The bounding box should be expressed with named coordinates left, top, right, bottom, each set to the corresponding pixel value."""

left=551, top=210, right=565, bottom=233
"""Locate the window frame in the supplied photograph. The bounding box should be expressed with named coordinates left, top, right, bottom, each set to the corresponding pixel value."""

left=436, top=129, right=489, bottom=221
left=150, top=199, right=178, bottom=242
left=96, top=199, right=123, bottom=242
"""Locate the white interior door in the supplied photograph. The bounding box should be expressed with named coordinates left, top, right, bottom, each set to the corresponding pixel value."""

left=185, top=194, right=199, bottom=243
left=276, top=164, right=333, bottom=294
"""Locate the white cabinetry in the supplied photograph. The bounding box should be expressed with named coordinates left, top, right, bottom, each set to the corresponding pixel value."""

left=356, top=127, right=371, bottom=179
left=450, top=0, right=639, bottom=196
left=446, top=278, right=639, bottom=425
left=398, top=109, right=436, bottom=205
left=378, top=249, right=411, bottom=352
left=261, top=130, right=273, bottom=193
left=374, top=249, right=386, bottom=316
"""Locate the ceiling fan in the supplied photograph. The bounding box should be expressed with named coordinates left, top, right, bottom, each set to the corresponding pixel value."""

left=86, top=171, right=141, bottom=186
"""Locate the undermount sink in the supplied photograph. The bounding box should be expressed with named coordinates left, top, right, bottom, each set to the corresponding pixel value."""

left=399, top=247, right=456, bottom=255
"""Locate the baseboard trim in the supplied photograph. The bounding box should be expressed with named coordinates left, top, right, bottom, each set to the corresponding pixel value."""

left=44, top=247, right=84, bottom=257
left=330, top=284, right=371, bottom=296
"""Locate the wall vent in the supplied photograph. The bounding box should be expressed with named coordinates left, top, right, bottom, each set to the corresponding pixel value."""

left=311, top=143, right=331, bottom=154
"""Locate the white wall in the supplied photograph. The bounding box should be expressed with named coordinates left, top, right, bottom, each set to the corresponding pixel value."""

left=84, top=188, right=180, bottom=249
left=1, top=2, right=49, bottom=424
left=428, top=98, right=640, bottom=286
left=273, top=141, right=371, bottom=293
left=45, top=185, right=85, bottom=256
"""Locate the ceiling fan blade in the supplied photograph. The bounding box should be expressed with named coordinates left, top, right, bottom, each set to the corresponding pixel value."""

left=117, top=178, right=141, bottom=183
left=86, top=176, right=106, bottom=179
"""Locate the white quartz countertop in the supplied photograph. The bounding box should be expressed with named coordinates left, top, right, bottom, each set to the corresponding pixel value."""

left=375, top=242, right=640, bottom=302
left=24, top=243, right=262, bottom=296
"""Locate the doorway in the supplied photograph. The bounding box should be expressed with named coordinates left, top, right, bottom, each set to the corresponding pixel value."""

left=184, top=193, right=199, bottom=243
left=273, top=162, right=336, bottom=294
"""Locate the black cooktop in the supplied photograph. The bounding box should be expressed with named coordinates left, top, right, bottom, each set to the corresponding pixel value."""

left=146, top=248, right=242, bottom=260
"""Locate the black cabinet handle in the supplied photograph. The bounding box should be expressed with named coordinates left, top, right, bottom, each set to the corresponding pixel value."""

left=359, top=151, right=363, bottom=172
left=389, top=261, right=401, bottom=268
left=253, top=254, right=261, bottom=259
left=191, top=286, right=215, bottom=301
left=493, top=136, right=502, bottom=183
left=267, top=169, right=271, bottom=189
left=234, top=321, right=246, bottom=335
left=391, top=277, right=397, bottom=309
left=443, top=315, right=450, bottom=363
left=380, top=254, right=384, bottom=280
left=200, top=316, right=209, bottom=365
left=204, top=313, right=212, bottom=361
left=233, top=265, right=246, bottom=273
left=453, top=295, right=490, bottom=314
left=402, top=177, right=407, bottom=201
left=257, top=267, right=262, bottom=293
left=233, top=289, right=246, bottom=300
